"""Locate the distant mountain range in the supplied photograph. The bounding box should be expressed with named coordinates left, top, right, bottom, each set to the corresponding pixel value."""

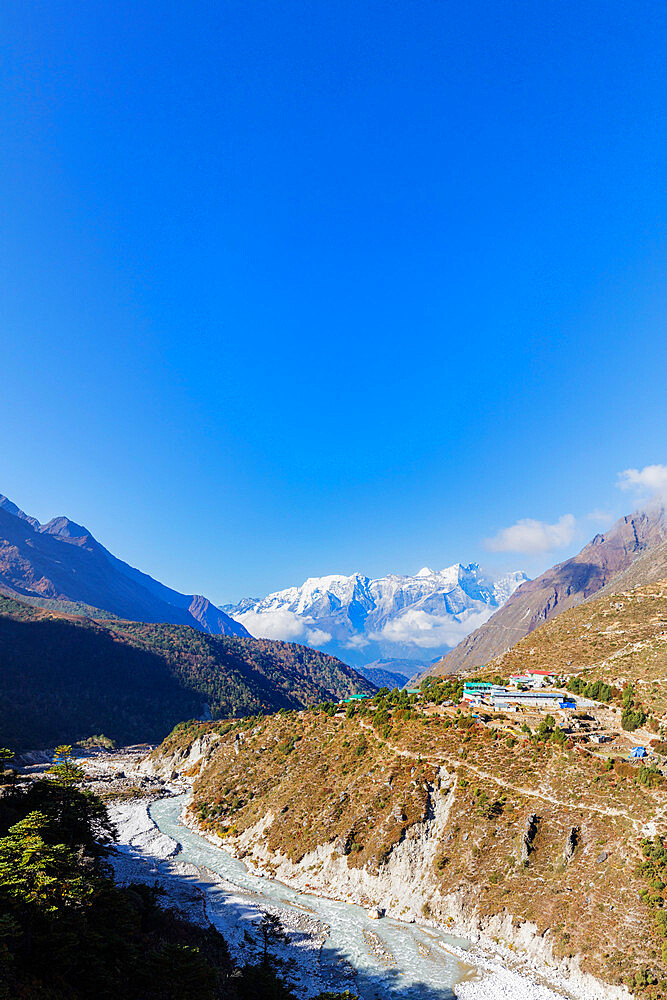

left=424, top=503, right=667, bottom=678
left=0, top=494, right=248, bottom=637
left=223, top=564, right=528, bottom=667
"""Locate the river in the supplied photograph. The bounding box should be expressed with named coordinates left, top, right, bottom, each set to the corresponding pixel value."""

left=149, top=794, right=478, bottom=999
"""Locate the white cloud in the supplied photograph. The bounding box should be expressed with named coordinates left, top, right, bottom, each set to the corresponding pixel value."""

left=306, top=628, right=332, bottom=645
left=343, top=635, right=371, bottom=650
left=232, top=608, right=309, bottom=642
left=368, top=607, right=495, bottom=650
left=484, top=514, right=576, bottom=554
left=231, top=610, right=333, bottom=648
left=617, top=464, right=667, bottom=501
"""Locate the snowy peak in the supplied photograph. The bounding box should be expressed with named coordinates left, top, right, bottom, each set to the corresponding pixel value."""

left=223, top=563, right=529, bottom=667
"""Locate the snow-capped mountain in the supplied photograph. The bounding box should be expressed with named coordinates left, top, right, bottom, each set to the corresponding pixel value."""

left=223, top=564, right=528, bottom=667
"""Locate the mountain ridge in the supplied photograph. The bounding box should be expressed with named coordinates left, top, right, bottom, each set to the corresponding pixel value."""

left=223, top=563, right=528, bottom=667
left=421, top=504, right=666, bottom=678
left=0, top=494, right=249, bottom=638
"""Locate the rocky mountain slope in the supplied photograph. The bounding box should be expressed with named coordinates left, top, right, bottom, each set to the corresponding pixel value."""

left=0, top=593, right=373, bottom=749
left=424, top=505, right=666, bottom=678
left=223, top=564, right=528, bottom=667
left=592, top=535, right=667, bottom=600
left=0, top=494, right=248, bottom=636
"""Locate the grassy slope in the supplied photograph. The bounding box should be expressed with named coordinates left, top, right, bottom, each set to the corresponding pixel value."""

left=156, top=706, right=665, bottom=994
left=0, top=595, right=373, bottom=748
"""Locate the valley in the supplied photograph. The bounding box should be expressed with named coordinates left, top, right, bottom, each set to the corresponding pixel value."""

left=144, top=693, right=658, bottom=996
left=2, top=497, right=667, bottom=999
left=4, top=4, right=665, bottom=995
left=62, top=745, right=602, bottom=1000
left=138, top=566, right=667, bottom=999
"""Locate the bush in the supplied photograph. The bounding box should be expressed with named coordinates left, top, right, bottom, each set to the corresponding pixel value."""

left=567, top=677, right=614, bottom=702
left=622, top=706, right=648, bottom=732
left=637, top=765, right=663, bottom=788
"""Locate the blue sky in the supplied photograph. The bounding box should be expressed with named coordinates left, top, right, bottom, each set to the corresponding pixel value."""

left=2, top=1, right=666, bottom=604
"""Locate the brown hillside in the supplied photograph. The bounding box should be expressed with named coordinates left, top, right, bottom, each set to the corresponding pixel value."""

left=423, top=505, right=666, bottom=678
left=154, top=698, right=667, bottom=996
left=490, top=578, right=667, bottom=717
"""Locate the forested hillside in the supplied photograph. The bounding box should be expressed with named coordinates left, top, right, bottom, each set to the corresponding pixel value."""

left=0, top=596, right=373, bottom=749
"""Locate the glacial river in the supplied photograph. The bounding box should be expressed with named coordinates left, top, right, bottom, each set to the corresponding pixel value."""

left=150, top=795, right=478, bottom=999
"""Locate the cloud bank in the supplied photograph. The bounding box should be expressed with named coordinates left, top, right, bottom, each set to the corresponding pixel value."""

left=618, top=464, right=667, bottom=501
left=368, top=607, right=496, bottom=650
left=231, top=607, right=334, bottom=647
left=231, top=604, right=497, bottom=654
left=233, top=608, right=308, bottom=642
left=484, top=514, right=576, bottom=554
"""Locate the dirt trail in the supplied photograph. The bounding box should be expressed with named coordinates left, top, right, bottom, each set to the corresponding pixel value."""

left=357, top=719, right=643, bottom=830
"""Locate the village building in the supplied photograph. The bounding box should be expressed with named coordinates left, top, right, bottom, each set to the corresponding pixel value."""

left=509, top=670, right=556, bottom=689
left=463, top=680, right=568, bottom=712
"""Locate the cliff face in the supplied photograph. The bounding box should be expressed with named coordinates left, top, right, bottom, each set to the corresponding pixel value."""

left=423, top=506, right=666, bottom=678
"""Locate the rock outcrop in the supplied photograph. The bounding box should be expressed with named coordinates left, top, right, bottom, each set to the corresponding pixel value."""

left=563, top=826, right=579, bottom=864
left=519, top=813, right=539, bottom=864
